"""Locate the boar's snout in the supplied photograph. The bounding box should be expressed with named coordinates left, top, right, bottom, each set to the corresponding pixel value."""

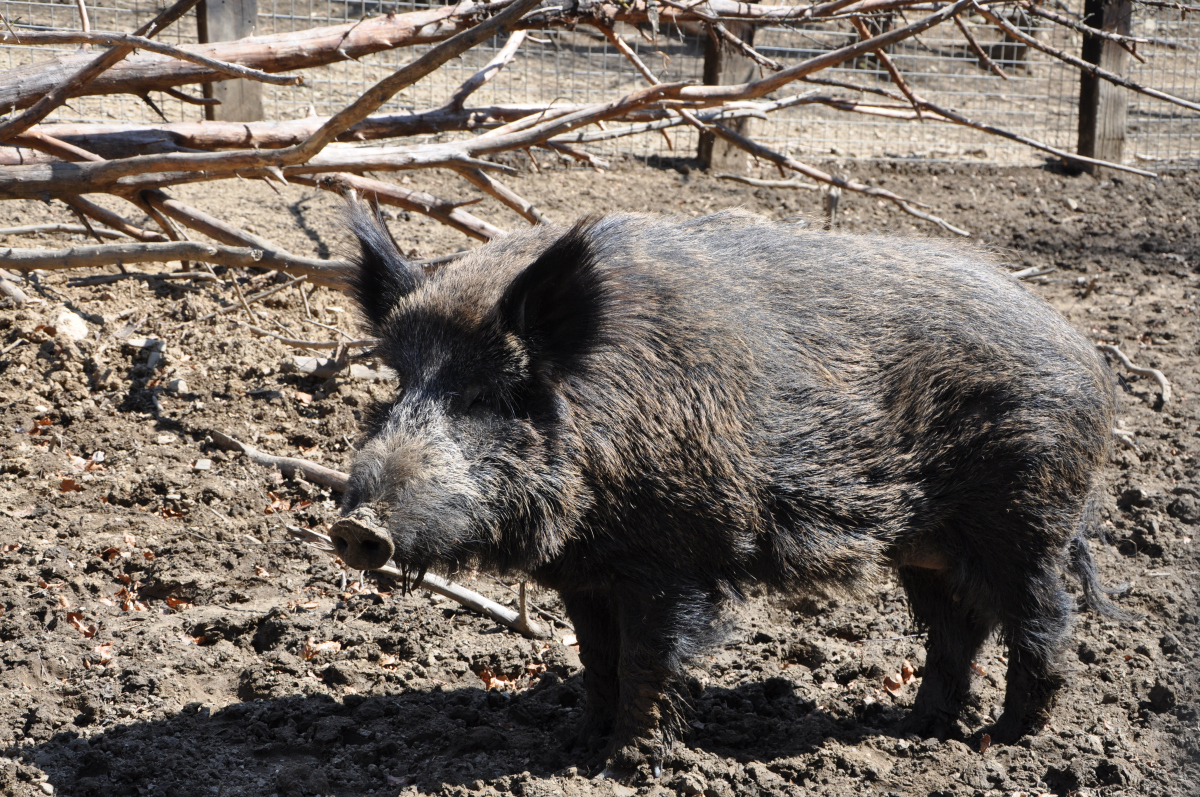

left=329, top=506, right=395, bottom=570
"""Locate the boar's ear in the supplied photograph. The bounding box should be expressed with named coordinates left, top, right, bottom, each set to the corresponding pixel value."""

left=499, top=217, right=605, bottom=371
left=346, top=201, right=423, bottom=329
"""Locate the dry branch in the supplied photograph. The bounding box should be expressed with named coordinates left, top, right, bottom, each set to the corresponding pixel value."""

left=446, top=30, right=527, bottom=110
left=953, top=14, right=1008, bottom=79
left=0, top=30, right=304, bottom=85
left=972, top=1, right=1200, bottom=113
left=0, top=223, right=128, bottom=239
left=211, top=430, right=351, bottom=490
left=64, top=196, right=170, bottom=242
left=709, top=121, right=971, bottom=235
left=292, top=173, right=504, bottom=241
left=851, top=17, right=924, bottom=119
left=797, top=75, right=1158, bottom=178
left=213, top=431, right=548, bottom=637
left=715, top=174, right=821, bottom=191
left=2, top=241, right=352, bottom=287
left=1097, top=344, right=1172, bottom=404
left=284, top=526, right=547, bottom=638
left=0, top=0, right=201, bottom=141
left=455, top=167, right=548, bottom=225
left=0, top=276, right=28, bottom=306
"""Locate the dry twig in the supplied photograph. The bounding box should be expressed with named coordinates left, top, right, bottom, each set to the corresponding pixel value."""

left=1097, top=344, right=1172, bottom=404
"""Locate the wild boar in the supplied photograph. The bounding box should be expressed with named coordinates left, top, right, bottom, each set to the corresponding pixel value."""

left=333, top=205, right=1117, bottom=777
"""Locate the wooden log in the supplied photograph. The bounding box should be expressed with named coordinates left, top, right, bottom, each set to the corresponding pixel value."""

left=1077, top=0, right=1132, bottom=171
left=198, top=0, right=263, bottom=122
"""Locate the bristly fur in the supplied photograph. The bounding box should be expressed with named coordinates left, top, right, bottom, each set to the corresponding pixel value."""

left=346, top=202, right=422, bottom=329
left=338, top=204, right=1120, bottom=777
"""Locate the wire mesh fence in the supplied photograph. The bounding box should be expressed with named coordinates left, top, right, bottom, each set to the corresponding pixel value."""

left=0, top=0, right=1196, bottom=167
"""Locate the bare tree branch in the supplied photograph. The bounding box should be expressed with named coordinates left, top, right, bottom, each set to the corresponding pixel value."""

left=0, top=0, right=202, bottom=142
left=446, top=30, right=527, bottom=110
left=973, top=1, right=1200, bottom=113
left=0, top=30, right=305, bottom=85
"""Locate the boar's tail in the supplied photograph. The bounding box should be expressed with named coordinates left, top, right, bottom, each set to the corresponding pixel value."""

left=1065, top=487, right=1131, bottom=621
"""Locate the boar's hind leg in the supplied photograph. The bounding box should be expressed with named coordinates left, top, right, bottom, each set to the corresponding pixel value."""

left=899, top=566, right=996, bottom=740
left=990, top=567, right=1071, bottom=743
left=559, top=591, right=621, bottom=752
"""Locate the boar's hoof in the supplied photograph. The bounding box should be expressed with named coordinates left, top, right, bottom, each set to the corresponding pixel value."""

left=329, top=507, right=395, bottom=570
left=898, top=707, right=962, bottom=742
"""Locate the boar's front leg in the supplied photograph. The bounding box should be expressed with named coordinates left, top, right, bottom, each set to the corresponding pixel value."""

left=600, top=585, right=718, bottom=779
left=559, top=591, right=621, bottom=752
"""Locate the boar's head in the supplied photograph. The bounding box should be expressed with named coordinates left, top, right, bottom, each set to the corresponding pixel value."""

left=333, top=203, right=605, bottom=580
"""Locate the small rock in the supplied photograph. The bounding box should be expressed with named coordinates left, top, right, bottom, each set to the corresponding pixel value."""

left=156, top=434, right=174, bottom=445
left=167, top=378, right=189, bottom=394
left=1167, top=493, right=1200, bottom=524
left=40, top=782, right=54, bottom=795
left=53, top=309, right=89, bottom=341
left=1160, top=633, right=1180, bottom=655
left=194, top=459, right=212, bottom=471
left=1149, top=681, right=1176, bottom=712
left=1065, top=197, right=1080, bottom=211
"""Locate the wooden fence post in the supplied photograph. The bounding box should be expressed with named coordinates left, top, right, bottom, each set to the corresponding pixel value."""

left=1077, top=0, right=1132, bottom=171
left=698, top=23, right=759, bottom=172
left=197, top=0, right=262, bottom=122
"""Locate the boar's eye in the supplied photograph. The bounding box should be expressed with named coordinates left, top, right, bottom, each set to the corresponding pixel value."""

left=462, top=384, right=487, bottom=415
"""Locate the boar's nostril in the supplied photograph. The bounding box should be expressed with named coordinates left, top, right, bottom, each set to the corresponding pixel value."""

left=329, top=511, right=395, bottom=571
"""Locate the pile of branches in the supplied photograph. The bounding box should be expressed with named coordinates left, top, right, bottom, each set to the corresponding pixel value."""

left=1, top=0, right=1197, bottom=304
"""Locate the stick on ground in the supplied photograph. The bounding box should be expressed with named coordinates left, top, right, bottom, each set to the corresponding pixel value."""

left=1097, top=344, right=1172, bottom=404
left=285, top=525, right=548, bottom=638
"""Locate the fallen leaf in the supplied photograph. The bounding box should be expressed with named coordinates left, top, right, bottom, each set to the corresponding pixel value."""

left=264, top=492, right=290, bottom=515
left=101, top=547, right=122, bottom=561
left=254, top=565, right=272, bottom=579
left=143, top=550, right=156, bottom=561
left=179, top=633, right=206, bottom=646
left=57, top=594, right=71, bottom=609
left=526, top=662, right=548, bottom=679
left=901, top=659, right=915, bottom=684
left=295, top=390, right=313, bottom=405
left=1, top=544, right=18, bottom=553
left=972, top=663, right=987, bottom=677
left=378, top=654, right=398, bottom=668
left=117, top=573, right=132, bottom=585
left=67, top=612, right=96, bottom=639
left=60, top=478, right=83, bottom=493
left=882, top=674, right=904, bottom=695
left=166, top=596, right=192, bottom=610
left=300, top=637, right=341, bottom=660
left=94, top=642, right=114, bottom=664
left=979, top=733, right=992, bottom=753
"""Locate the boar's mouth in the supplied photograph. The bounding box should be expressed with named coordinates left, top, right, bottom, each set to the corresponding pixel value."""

left=329, top=506, right=396, bottom=571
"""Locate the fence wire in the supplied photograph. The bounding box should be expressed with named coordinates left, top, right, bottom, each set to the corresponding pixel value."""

left=0, top=0, right=1196, bottom=167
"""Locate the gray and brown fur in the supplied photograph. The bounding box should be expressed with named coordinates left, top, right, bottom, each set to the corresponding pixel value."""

left=339, top=206, right=1117, bottom=776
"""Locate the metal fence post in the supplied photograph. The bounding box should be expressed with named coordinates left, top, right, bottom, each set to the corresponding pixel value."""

left=698, top=19, right=758, bottom=172
left=1076, top=0, right=1132, bottom=171
left=197, top=0, right=262, bottom=122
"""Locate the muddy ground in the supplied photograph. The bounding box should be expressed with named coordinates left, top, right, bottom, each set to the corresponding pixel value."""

left=0, top=159, right=1197, bottom=797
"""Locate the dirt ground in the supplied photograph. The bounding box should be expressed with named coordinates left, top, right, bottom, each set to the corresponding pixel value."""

left=0, top=158, right=1197, bottom=797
